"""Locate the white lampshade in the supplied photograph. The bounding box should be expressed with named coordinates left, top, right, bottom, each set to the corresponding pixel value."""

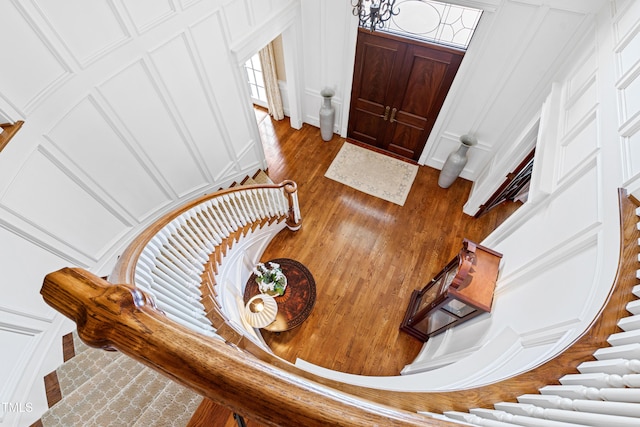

left=244, top=294, right=278, bottom=328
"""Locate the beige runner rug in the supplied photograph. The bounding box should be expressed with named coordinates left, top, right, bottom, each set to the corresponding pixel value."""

left=324, top=142, right=418, bottom=206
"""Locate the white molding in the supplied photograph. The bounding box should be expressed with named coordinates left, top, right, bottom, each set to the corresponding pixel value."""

left=229, top=1, right=298, bottom=64
left=118, top=0, right=178, bottom=35
left=496, top=229, right=600, bottom=294
left=520, top=323, right=579, bottom=348
left=30, top=0, right=132, bottom=69
left=280, top=5, right=304, bottom=129
left=87, top=93, right=175, bottom=221
left=37, top=142, right=136, bottom=226
left=186, top=12, right=242, bottom=167
left=8, top=0, right=74, bottom=113
left=0, top=305, right=55, bottom=325
left=145, top=37, right=214, bottom=182
left=0, top=321, right=45, bottom=423
left=0, top=204, right=94, bottom=268
left=95, top=59, right=186, bottom=199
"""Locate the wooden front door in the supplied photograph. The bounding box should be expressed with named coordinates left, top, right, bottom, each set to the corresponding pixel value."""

left=347, top=29, right=464, bottom=161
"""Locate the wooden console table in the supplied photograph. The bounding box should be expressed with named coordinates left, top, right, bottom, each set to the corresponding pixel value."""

left=244, top=258, right=316, bottom=332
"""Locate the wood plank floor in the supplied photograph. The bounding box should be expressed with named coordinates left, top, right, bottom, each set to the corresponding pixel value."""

left=257, top=108, right=520, bottom=376
left=187, top=108, right=520, bottom=425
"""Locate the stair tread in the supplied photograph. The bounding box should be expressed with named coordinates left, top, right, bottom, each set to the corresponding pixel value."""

left=252, top=170, right=273, bottom=185
left=42, top=356, right=146, bottom=426
left=132, top=380, right=204, bottom=427
left=72, top=331, right=91, bottom=355
left=83, top=367, right=171, bottom=427
left=57, top=345, right=124, bottom=397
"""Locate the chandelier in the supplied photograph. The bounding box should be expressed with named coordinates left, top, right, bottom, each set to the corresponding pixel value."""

left=352, top=0, right=399, bottom=32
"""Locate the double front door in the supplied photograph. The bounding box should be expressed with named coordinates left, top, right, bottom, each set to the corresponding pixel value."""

left=347, top=29, right=464, bottom=161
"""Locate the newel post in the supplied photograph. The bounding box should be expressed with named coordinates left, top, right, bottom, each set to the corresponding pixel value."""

left=283, top=180, right=302, bottom=230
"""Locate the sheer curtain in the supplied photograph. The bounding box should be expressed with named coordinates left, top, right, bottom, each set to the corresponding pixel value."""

left=258, top=42, right=284, bottom=120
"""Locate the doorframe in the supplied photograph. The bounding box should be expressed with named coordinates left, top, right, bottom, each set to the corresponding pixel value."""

left=463, top=114, right=540, bottom=216
left=341, top=5, right=498, bottom=165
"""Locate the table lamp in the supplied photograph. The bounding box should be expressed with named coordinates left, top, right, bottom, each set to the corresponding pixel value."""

left=244, top=294, right=278, bottom=328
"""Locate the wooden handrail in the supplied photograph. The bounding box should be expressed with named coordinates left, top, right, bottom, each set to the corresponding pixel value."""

left=302, top=188, right=639, bottom=413
left=110, top=180, right=300, bottom=285
left=0, top=120, right=24, bottom=153
left=41, top=189, right=638, bottom=424
left=41, top=268, right=450, bottom=427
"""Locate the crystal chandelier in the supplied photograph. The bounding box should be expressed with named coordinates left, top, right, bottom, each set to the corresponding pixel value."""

left=352, top=0, right=399, bottom=32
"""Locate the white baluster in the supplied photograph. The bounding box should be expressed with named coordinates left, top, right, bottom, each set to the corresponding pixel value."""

left=519, top=393, right=640, bottom=418
left=209, top=199, right=234, bottom=235
left=239, top=190, right=258, bottom=222
left=471, top=407, right=579, bottom=426
left=609, top=330, right=640, bottom=347
left=541, top=384, right=640, bottom=403
left=202, top=200, right=230, bottom=237
left=495, top=401, right=640, bottom=426
left=594, top=343, right=640, bottom=360
left=444, top=410, right=515, bottom=426
left=231, top=192, right=251, bottom=225
left=251, top=189, right=268, bottom=219
left=290, top=190, right=301, bottom=224
left=578, top=358, right=640, bottom=375
left=192, top=208, right=221, bottom=245
left=259, top=188, right=274, bottom=217
left=153, top=257, right=192, bottom=290
left=619, top=315, right=640, bottom=332
left=560, top=373, right=625, bottom=388
left=218, top=196, right=240, bottom=230
left=175, top=217, right=208, bottom=254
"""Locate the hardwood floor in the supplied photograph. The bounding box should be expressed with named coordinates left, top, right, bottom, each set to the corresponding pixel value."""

left=255, top=108, right=520, bottom=376
left=188, top=108, right=520, bottom=426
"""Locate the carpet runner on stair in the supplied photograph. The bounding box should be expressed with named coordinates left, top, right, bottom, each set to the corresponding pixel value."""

left=42, top=332, right=203, bottom=426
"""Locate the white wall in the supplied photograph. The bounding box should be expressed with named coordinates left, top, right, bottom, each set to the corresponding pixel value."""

left=0, top=1, right=299, bottom=425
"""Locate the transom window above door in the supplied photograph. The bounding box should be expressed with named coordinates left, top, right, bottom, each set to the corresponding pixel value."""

left=359, top=0, right=483, bottom=49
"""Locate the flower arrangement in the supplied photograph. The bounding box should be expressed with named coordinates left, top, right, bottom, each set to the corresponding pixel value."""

left=253, top=262, right=287, bottom=296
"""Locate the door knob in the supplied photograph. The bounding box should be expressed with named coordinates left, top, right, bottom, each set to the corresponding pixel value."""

left=383, top=106, right=390, bottom=121
left=390, top=108, right=397, bottom=123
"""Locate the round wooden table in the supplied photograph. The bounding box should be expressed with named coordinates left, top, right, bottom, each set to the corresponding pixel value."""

left=244, top=258, right=316, bottom=332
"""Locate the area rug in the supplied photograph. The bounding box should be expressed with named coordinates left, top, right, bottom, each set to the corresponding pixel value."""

left=324, top=142, right=418, bottom=206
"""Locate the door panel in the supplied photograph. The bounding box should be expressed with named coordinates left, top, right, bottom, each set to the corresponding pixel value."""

left=348, top=29, right=464, bottom=161
left=348, top=34, right=406, bottom=148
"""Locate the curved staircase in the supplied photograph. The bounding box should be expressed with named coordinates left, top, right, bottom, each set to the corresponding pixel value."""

left=38, top=180, right=640, bottom=426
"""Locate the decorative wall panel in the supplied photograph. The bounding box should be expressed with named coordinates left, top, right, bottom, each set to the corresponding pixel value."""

left=0, top=327, right=41, bottom=420
left=0, top=149, right=130, bottom=260
left=98, top=60, right=208, bottom=197
left=190, top=13, right=254, bottom=159
left=0, top=227, right=68, bottom=319
left=223, top=0, right=252, bottom=42
left=0, top=1, right=70, bottom=113
left=33, top=0, right=129, bottom=67
left=45, top=97, right=171, bottom=222
left=120, top=0, right=175, bottom=34
left=149, top=34, right=233, bottom=181
left=559, top=112, right=599, bottom=180
left=613, top=1, right=640, bottom=179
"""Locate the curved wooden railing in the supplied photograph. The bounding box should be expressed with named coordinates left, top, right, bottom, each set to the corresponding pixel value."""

left=110, top=179, right=301, bottom=342
left=41, top=188, right=639, bottom=425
